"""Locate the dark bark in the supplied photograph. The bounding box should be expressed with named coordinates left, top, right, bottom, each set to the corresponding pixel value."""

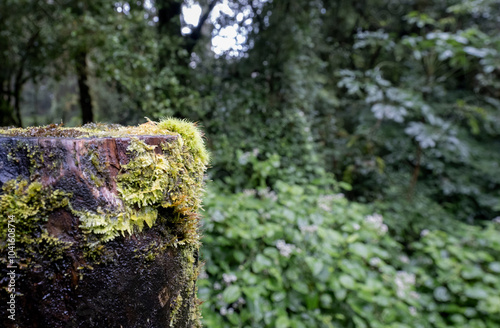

left=13, top=83, right=22, bottom=127
left=157, top=0, right=183, bottom=37
left=75, top=50, right=93, bottom=124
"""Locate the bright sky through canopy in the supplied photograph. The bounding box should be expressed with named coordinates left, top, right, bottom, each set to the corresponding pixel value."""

left=182, top=0, right=246, bottom=56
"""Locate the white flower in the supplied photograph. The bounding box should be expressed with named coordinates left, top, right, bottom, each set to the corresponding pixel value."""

left=258, top=187, right=278, bottom=202
left=352, top=223, right=360, bottom=231
left=369, top=257, right=382, bottom=267
left=493, top=216, right=500, bottom=223
left=214, top=282, right=222, bottom=290
left=397, top=271, right=416, bottom=285
left=409, top=306, right=417, bottom=316
left=300, top=225, right=318, bottom=234
left=227, top=308, right=234, bottom=315
left=198, top=270, right=209, bottom=279
left=243, top=189, right=256, bottom=197
left=222, top=273, right=237, bottom=285
left=420, top=229, right=430, bottom=237
left=276, top=239, right=296, bottom=258
left=220, top=307, right=227, bottom=316
left=365, top=213, right=388, bottom=235
left=318, top=203, right=331, bottom=211
left=365, top=213, right=383, bottom=225
left=334, top=193, right=345, bottom=199
left=318, top=194, right=335, bottom=211
left=395, top=271, right=416, bottom=298
left=399, top=255, right=410, bottom=264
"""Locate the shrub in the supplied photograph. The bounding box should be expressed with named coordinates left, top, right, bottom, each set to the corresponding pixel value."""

left=198, top=182, right=500, bottom=327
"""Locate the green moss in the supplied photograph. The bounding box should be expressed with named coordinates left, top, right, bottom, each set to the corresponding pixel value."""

left=170, top=293, right=184, bottom=327
left=157, top=117, right=210, bottom=165
left=29, top=231, right=73, bottom=261
left=81, top=241, right=114, bottom=264
left=90, top=174, right=104, bottom=187
left=77, top=134, right=207, bottom=244
left=5, top=141, right=51, bottom=181
left=0, top=179, right=72, bottom=256
left=1, top=119, right=209, bottom=245
left=180, top=245, right=203, bottom=327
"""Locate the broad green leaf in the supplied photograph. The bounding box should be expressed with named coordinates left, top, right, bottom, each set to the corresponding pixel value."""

left=223, top=285, right=241, bottom=304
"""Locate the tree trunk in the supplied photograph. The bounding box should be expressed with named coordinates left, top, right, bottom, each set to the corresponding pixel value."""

left=75, top=50, right=93, bottom=124
left=13, top=82, right=22, bottom=127
left=0, top=125, right=206, bottom=328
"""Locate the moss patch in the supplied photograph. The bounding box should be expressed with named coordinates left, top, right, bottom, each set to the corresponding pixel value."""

left=77, top=131, right=207, bottom=244
left=0, top=178, right=73, bottom=262
left=157, top=117, right=210, bottom=165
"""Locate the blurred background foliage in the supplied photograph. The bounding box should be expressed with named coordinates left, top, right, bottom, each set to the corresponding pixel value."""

left=1, top=0, right=500, bottom=327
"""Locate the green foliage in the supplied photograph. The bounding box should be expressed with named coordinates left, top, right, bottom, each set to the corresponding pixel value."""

left=199, top=182, right=500, bottom=327
left=310, top=0, right=500, bottom=223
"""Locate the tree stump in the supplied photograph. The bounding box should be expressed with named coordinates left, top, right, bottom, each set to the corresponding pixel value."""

left=0, top=120, right=209, bottom=328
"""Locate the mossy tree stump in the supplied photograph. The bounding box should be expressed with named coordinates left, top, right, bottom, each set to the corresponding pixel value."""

left=0, top=120, right=209, bottom=328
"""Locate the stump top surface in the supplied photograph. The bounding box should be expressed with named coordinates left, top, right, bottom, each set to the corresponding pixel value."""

left=0, top=122, right=176, bottom=139
left=0, top=118, right=210, bottom=173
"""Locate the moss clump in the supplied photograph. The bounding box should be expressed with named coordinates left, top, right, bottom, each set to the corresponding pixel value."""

left=157, top=117, right=210, bottom=165
left=78, top=128, right=207, bottom=243
left=0, top=179, right=71, bottom=245
left=2, top=118, right=210, bottom=245
left=170, top=293, right=184, bottom=327
left=0, top=179, right=73, bottom=260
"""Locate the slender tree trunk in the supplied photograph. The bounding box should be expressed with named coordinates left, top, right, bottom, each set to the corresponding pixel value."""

left=13, top=84, right=22, bottom=127
left=75, top=50, right=93, bottom=124
left=0, top=82, right=18, bottom=126
left=157, top=0, right=183, bottom=70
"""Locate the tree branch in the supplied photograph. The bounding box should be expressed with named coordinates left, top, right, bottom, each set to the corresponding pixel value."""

left=185, top=0, right=219, bottom=53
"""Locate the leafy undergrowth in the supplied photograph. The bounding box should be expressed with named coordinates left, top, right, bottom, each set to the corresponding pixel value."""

left=199, top=181, right=500, bottom=328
